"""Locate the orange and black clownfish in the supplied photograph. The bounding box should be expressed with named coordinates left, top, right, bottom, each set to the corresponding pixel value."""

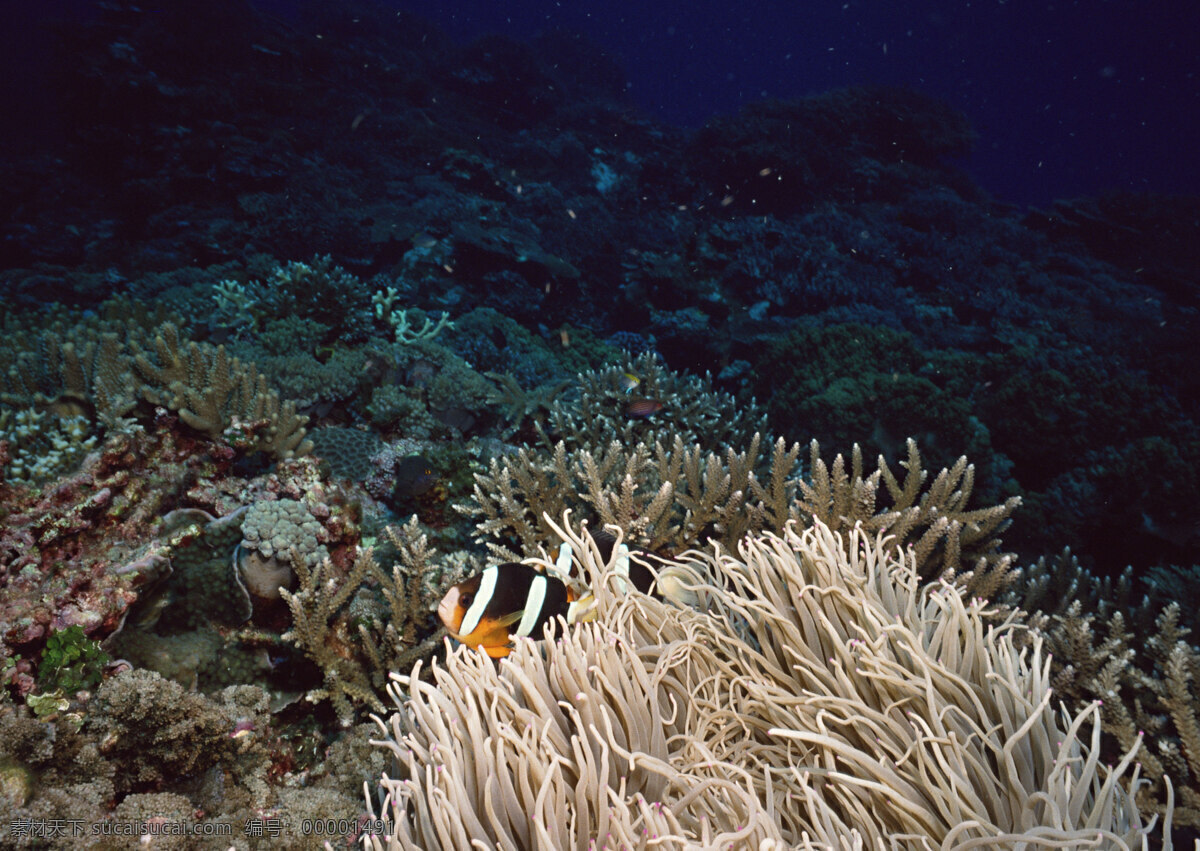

left=437, top=562, right=575, bottom=659
left=437, top=531, right=661, bottom=659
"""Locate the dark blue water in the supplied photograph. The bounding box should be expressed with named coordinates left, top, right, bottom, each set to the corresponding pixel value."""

left=7, top=1, right=1198, bottom=207
left=261, top=0, right=1200, bottom=207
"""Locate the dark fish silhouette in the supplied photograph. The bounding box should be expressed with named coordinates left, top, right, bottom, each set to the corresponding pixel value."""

left=393, top=455, right=438, bottom=499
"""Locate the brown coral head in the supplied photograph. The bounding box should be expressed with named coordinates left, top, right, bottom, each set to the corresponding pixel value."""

left=237, top=550, right=296, bottom=602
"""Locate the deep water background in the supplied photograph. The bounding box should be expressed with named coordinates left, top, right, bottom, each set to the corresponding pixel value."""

left=6, top=0, right=1187, bottom=208
left=377, top=0, right=1200, bottom=207
left=1, top=0, right=1199, bottom=571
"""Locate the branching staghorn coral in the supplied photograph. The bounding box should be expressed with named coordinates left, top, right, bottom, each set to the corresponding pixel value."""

left=373, top=287, right=454, bottom=344
left=280, top=520, right=454, bottom=725
left=281, top=547, right=383, bottom=722
left=0, top=307, right=311, bottom=459
left=462, top=433, right=1020, bottom=595
left=799, top=437, right=1022, bottom=595
left=1, top=321, right=140, bottom=427
left=1038, top=600, right=1200, bottom=828
left=364, top=519, right=1167, bottom=849
left=484, top=371, right=573, bottom=440
left=131, top=323, right=311, bottom=458
left=461, top=432, right=800, bottom=560
left=999, top=549, right=1200, bottom=831
left=1004, top=547, right=1143, bottom=633
left=540, top=350, right=767, bottom=452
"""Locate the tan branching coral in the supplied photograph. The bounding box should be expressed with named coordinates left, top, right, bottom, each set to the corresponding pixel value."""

left=0, top=327, right=137, bottom=426
left=462, top=432, right=800, bottom=560
left=280, top=520, right=452, bottom=725
left=1041, top=600, right=1200, bottom=827
left=0, top=310, right=311, bottom=459
left=281, top=547, right=383, bottom=722
left=365, top=520, right=1165, bottom=849
left=131, top=323, right=311, bottom=458
left=462, top=434, right=1020, bottom=596
left=1004, top=548, right=1146, bottom=640
left=799, top=438, right=1022, bottom=594
left=1002, top=544, right=1200, bottom=831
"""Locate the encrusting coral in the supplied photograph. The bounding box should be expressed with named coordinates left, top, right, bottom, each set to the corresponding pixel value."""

left=365, top=519, right=1168, bottom=848
left=307, top=426, right=385, bottom=481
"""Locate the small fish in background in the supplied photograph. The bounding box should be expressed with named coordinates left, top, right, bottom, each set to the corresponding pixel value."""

left=410, top=231, right=439, bottom=251
left=623, top=397, right=664, bottom=419
left=619, top=372, right=641, bottom=393
left=392, top=455, right=439, bottom=500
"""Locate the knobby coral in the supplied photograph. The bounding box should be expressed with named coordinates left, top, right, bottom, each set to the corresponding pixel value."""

left=364, top=520, right=1169, bottom=849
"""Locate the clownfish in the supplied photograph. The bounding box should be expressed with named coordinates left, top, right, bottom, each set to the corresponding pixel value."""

left=437, top=532, right=661, bottom=658
left=437, top=561, right=575, bottom=658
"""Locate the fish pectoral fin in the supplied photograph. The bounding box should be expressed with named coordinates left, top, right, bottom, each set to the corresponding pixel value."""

left=467, top=624, right=519, bottom=658
left=493, top=609, right=526, bottom=629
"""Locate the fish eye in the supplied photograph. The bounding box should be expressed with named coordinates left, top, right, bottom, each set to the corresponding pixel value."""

left=460, top=593, right=473, bottom=608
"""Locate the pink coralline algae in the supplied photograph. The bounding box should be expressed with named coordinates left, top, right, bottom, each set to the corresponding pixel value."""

left=2, top=406, right=364, bottom=698
left=0, top=425, right=209, bottom=659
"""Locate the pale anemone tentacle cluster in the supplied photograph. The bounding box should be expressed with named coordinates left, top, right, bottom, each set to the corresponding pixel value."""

left=363, top=517, right=1173, bottom=849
